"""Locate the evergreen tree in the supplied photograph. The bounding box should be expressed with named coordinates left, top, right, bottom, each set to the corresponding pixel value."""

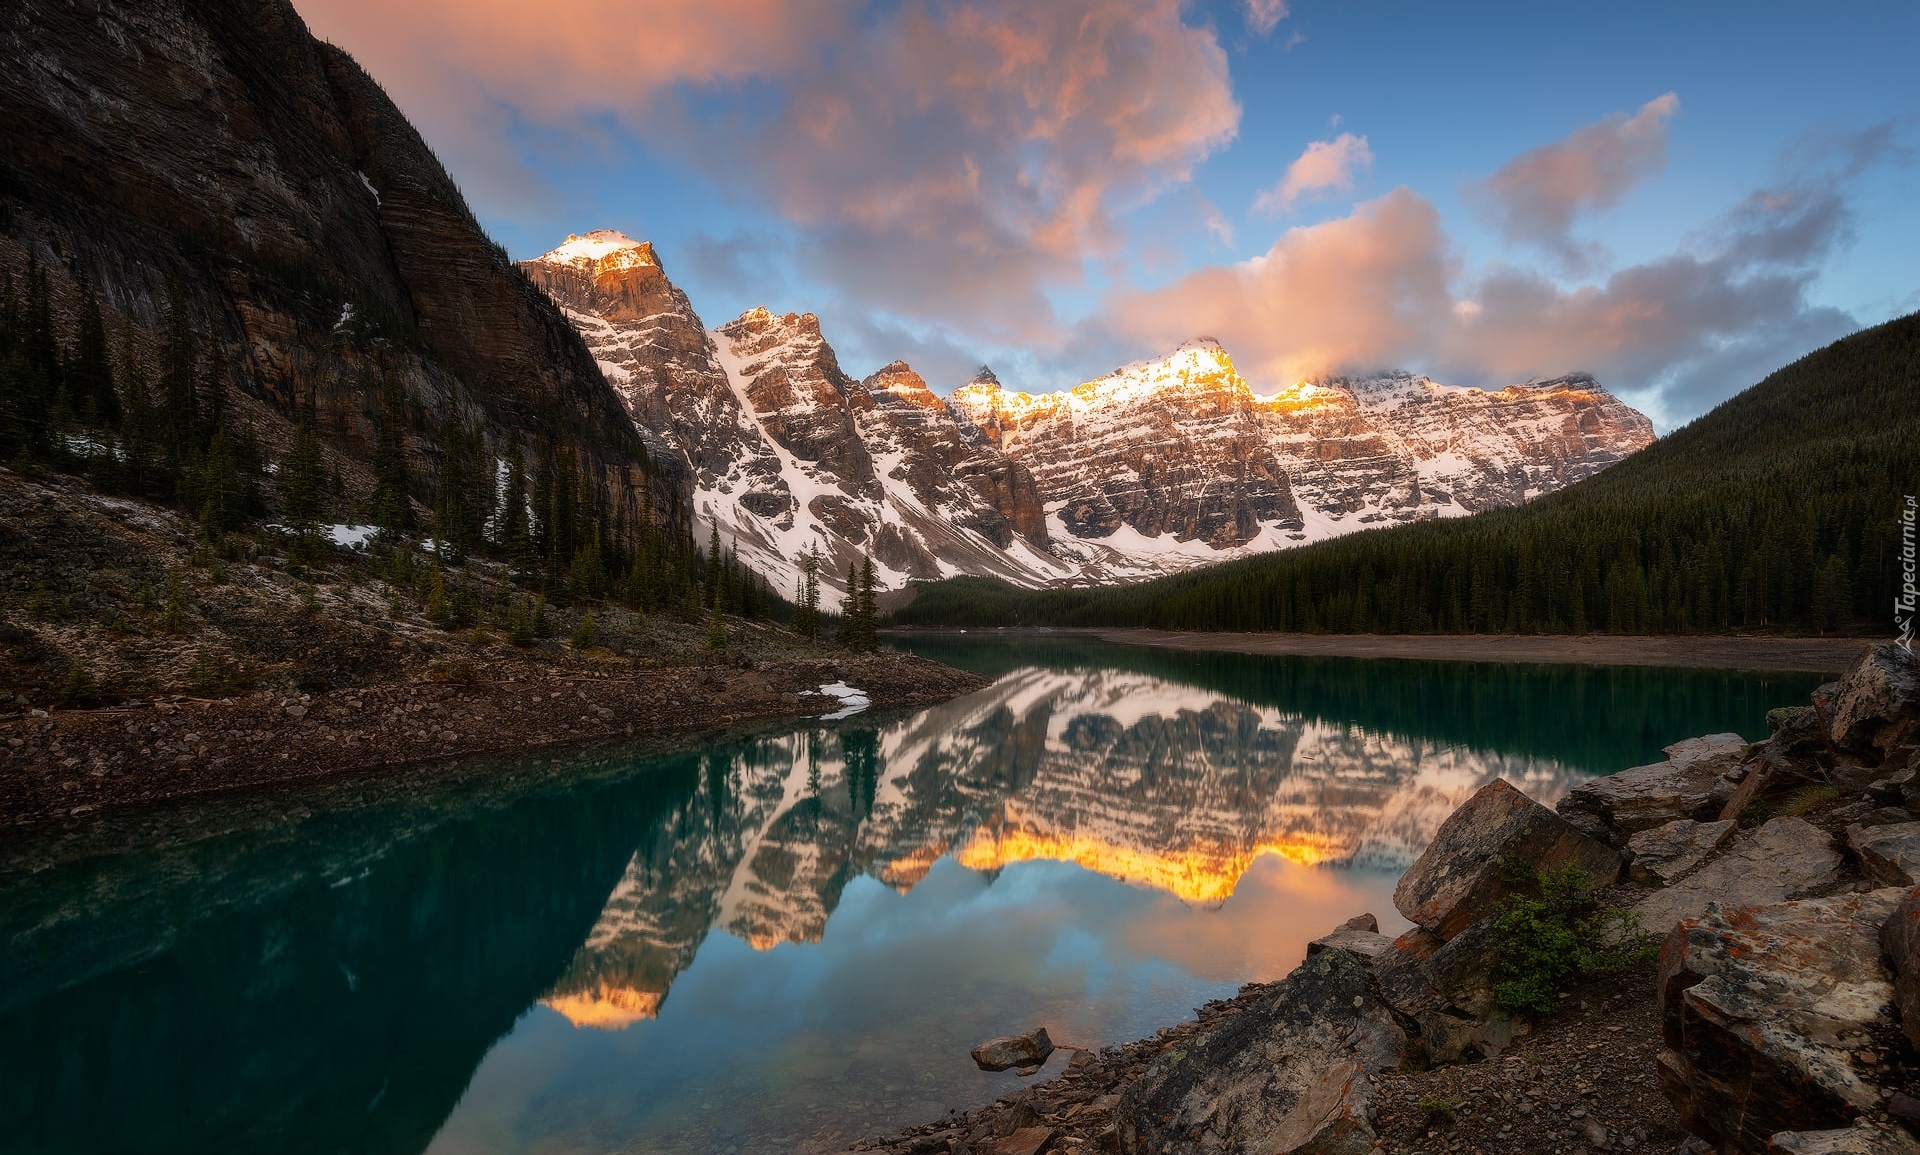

left=157, top=281, right=196, bottom=470
left=792, top=548, right=820, bottom=642
left=67, top=276, right=119, bottom=429
left=370, top=370, right=414, bottom=534
left=497, top=442, right=533, bottom=577
left=280, top=413, right=329, bottom=557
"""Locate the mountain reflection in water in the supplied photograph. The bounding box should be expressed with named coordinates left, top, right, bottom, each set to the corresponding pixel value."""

left=0, top=644, right=1818, bottom=1155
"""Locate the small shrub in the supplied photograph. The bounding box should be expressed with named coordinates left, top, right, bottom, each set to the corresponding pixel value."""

left=425, top=655, right=481, bottom=684
left=1418, top=1094, right=1460, bottom=1123
left=1781, top=783, right=1840, bottom=817
left=507, top=601, right=536, bottom=647
left=705, top=606, right=727, bottom=651
left=1490, top=860, right=1651, bottom=1016
left=299, top=582, right=319, bottom=615
left=571, top=611, right=597, bottom=651
left=162, top=571, right=191, bottom=634
left=55, top=660, right=98, bottom=707
left=532, top=597, right=553, bottom=638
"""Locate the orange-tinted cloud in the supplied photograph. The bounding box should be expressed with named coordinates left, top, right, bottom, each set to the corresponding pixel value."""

left=1114, top=143, right=1875, bottom=424
left=1114, top=187, right=1453, bottom=387
left=1471, top=93, right=1678, bottom=270
left=296, top=0, right=1239, bottom=346
left=1255, top=133, right=1372, bottom=214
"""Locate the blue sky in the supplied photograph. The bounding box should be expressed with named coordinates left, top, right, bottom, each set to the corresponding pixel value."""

left=299, top=0, right=1918, bottom=427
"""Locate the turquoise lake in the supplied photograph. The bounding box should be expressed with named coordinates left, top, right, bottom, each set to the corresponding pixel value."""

left=0, top=641, right=1821, bottom=1155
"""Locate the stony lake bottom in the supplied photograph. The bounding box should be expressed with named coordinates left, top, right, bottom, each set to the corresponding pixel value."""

left=0, top=639, right=1822, bottom=1155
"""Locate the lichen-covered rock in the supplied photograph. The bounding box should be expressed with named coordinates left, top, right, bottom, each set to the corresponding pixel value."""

left=1879, top=886, right=1920, bottom=1050
left=1632, top=818, right=1846, bottom=938
left=1629, top=818, right=1738, bottom=884
left=1115, top=950, right=1406, bottom=1155
left=1847, top=822, right=1920, bottom=887
left=1394, top=778, right=1619, bottom=941
left=1829, top=644, right=1920, bottom=760
left=1559, top=734, right=1749, bottom=839
left=1655, top=888, right=1907, bottom=1152
left=1768, top=1123, right=1920, bottom=1154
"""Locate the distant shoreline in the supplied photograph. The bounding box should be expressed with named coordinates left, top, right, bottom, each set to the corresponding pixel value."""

left=887, top=626, right=1871, bottom=674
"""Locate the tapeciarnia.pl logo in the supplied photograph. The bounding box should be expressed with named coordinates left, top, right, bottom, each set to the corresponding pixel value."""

left=1900, top=495, right=1917, bottom=653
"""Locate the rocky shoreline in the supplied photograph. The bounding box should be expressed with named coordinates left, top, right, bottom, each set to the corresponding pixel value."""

left=848, top=643, right=1920, bottom=1155
left=0, top=652, right=987, bottom=829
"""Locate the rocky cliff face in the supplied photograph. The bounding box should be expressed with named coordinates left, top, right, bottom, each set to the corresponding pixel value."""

left=522, top=237, right=1067, bottom=596
left=0, top=0, right=675, bottom=524
left=1257, top=371, right=1655, bottom=532
left=525, top=233, right=1653, bottom=593
left=952, top=347, right=1656, bottom=575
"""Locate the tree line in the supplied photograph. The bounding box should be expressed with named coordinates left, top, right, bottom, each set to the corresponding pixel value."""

left=893, top=309, right=1920, bottom=637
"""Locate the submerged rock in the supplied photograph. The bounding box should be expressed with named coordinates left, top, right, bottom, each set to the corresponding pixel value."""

left=1631, top=817, right=1846, bottom=938
left=1115, top=949, right=1405, bottom=1155
left=1559, top=733, right=1749, bottom=840
left=971, top=1027, right=1054, bottom=1074
left=1394, top=778, right=1619, bottom=941
left=1656, top=887, right=1907, bottom=1152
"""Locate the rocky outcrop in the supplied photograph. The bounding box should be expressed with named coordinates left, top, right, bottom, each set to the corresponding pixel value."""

left=1848, top=823, right=1920, bottom=887
left=1114, top=949, right=1406, bottom=1155
left=1558, top=733, right=1749, bottom=841
left=1830, top=645, right=1920, bottom=760
left=1768, top=1124, right=1920, bottom=1154
left=1628, top=818, right=1738, bottom=884
left=1631, top=817, right=1848, bottom=935
left=0, top=0, right=673, bottom=528
left=1656, top=888, right=1908, bottom=1151
left=1393, top=777, right=1619, bottom=941
left=1880, top=886, right=1920, bottom=1051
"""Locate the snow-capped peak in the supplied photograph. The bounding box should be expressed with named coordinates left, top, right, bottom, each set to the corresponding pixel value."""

left=536, top=230, right=658, bottom=271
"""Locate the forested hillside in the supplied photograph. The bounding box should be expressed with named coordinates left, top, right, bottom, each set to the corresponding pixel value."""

left=892, top=310, right=1920, bottom=635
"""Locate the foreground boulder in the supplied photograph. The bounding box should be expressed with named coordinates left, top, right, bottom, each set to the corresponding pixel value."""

left=1631, top=817, right=1846, bottom=938
left=1559, top=733, right=1750, bottom=840
left=1829, top=644, right=1920, bottom=760
left=1372, top=920, right=1517, bottom=1063
left=1629, top=818, right=1738, bottom=884
left=1767, top=1123, right=1920, bottom=1154
left=972, top=1027, right=1054, bottom=1074
left=1115, top=949, right=1405, bottom=1155
left=1847, top=822, right=1920, bottom=887
left=1879, top=886, right=1920, bottom=1050
left=1656, top=888, right=1907, bottom=1152
left=1394, top=778, right=1619, bottom=941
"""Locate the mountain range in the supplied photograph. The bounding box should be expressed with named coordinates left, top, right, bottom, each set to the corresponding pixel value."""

left=520, top=231, right=1655, bottom=597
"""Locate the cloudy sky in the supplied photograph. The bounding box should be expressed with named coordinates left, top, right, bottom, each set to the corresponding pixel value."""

left=296, top=0, right=1918, bottom=428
